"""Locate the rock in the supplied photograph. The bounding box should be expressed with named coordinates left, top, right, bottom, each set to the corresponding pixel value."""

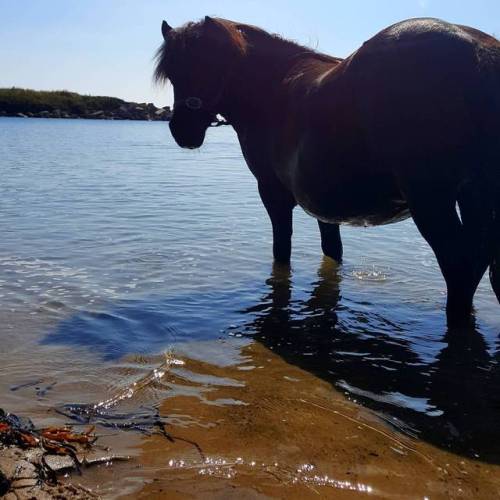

left=81, top=453, right=129, bottom=467
left=11, top=477, right=38, bottom=488
left=13, top=460, right=37, bottom=480
left=23, top=490, right=52, bottom=500
left=89, top=110, right=104, bottom=117
left=43, top=454, right=76, bottom=472
left=24, top=448, right=43, bottom=466
left=3, top=492, right=16, bottom=500
left=16, top=113, right=28, bottom=118
left=0, top=456, right=18, bottom=479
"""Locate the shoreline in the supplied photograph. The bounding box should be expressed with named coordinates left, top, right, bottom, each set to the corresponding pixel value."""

left=1, top=111, right=171, bottom=122
left=1, top=114, right=170, bottom=122
left=0, top=88, right=172, bottom=122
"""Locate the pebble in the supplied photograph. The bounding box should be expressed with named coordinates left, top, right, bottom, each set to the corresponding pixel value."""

left=24, top=448, right=44, bottom=466
left=0, top=457, right=17, bottom=479
left=13, top=460, right=37, bottom=480
left=44, top=454, right=76, bottom=472
left=16, top=489, right=53, bottom=500
left=11, top=477, right=38, bottom=488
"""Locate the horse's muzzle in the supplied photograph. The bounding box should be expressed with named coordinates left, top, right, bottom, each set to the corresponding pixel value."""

left=169, top=108, right=213, bottom=149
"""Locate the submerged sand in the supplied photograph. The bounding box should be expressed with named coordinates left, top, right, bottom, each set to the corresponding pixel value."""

left=105, top=342, right=500, bottom=499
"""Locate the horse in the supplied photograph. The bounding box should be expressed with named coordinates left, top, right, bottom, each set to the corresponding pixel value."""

left=154, top=16, right=500, bottom=326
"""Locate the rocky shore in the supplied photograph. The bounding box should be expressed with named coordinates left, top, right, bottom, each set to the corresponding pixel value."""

left=0, top=445, right=94, bottom=499
left=0, top=102, right=171, bottom=121
left=0, top=408, right=121, bottom=499
left=0, top=88, right=172, bottom=122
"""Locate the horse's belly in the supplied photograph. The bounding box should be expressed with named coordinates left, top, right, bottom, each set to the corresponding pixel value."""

left=303, top=202, right=411, bottom=227
left=295, top=174, right=410, bottom=227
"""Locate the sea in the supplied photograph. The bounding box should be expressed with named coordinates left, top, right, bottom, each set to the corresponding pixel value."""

left=1, top=117, right=499, bottom=498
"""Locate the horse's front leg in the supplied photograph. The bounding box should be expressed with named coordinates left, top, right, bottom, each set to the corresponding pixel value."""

left=318, top=221, right=343, bottom=263
left=258, top=180, right=296, bottom=264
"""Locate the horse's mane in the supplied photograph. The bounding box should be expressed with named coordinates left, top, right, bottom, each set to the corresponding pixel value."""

left=154, top=17, right=342, bottom=85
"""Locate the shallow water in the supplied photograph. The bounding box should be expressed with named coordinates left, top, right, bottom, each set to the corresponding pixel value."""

left=1, top=117, right=500, bottom=497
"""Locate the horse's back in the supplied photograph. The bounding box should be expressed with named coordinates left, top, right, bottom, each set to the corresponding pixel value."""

left=314, top=18, right=500, bottom=164
left=373, top=17, right=480, bottom=45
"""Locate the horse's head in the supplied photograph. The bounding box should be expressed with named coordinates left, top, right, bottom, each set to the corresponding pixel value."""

left=154, top=17, right=247, bottom=149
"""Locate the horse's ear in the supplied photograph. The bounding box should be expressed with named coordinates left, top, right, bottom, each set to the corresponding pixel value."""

left=204, top=16, right=216, bottom=27
left=203, top=16, right=225, bottom=39
left=162, top=20, right=172, bottom=40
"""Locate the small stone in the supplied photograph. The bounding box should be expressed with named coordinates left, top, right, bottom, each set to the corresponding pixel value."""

left=43, top=454, right=76, bottom=472
left=24, top=449, right=44, bottom=466
left=3, top=493, right=17, bottom=500
left=13, top=460, right=37, bottom=479
left=82, top=453, right=129, bottom=467
left=24, top=489, right=52, bottom=500
left=0, top=456, right=18, bottom=479
left=11, top=477, right=38, bottom=488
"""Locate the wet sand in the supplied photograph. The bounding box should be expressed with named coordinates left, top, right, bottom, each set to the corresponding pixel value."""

left=90, top=342, right=500, bottom=499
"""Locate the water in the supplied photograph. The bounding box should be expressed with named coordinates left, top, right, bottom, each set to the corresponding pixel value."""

left=1, top=117, right=500, bottom=497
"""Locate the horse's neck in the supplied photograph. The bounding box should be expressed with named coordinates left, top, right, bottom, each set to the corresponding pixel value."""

left=221, top=40, right=338, bottom=132
left=220, top=42, right=339, bottom=179
left=221, top=39, right=311, bottom=127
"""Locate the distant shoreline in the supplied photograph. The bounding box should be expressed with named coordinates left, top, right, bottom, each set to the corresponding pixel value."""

left=0, top=115, right=169, bottom=122
left=0, top=88, right=172, bottom=122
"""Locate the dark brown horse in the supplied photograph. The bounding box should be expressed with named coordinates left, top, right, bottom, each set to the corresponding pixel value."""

left=154, top=16, right=500, bottom=326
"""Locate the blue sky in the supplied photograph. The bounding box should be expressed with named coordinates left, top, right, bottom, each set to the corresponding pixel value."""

left=1, top=0, right=499, bottom=106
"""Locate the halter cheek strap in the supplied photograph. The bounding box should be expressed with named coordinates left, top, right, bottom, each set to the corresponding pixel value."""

left=173, top=70, right=234, bottom=125
left=173, top=96, right=229, bottom=126
left=173, top=96, right=203, bottom=110
left=185, top=97, right=203, bottom=110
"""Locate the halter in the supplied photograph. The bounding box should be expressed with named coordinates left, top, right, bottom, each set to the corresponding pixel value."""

left=173, top=96, right=230, bottom=127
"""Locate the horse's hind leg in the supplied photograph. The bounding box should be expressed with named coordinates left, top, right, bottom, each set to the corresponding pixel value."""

left=483, top=155, right=500, bottom=303
left=457, top=182, right=494, bottom=295
left=488, top=196, right=500, bottom=302
left=318, top=221, right=343, bottom=263
left=402, top=183, right=479, bottom=326
left=490, top=247, right=500, bottom=302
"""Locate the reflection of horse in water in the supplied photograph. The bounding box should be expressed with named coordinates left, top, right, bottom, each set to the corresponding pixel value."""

left=155, top=16, right=500, bottom=326
left=241, top=260, right=500, bottom=462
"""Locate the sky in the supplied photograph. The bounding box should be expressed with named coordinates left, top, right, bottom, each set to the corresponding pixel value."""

left=1, top=0, right=499, bottom=107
